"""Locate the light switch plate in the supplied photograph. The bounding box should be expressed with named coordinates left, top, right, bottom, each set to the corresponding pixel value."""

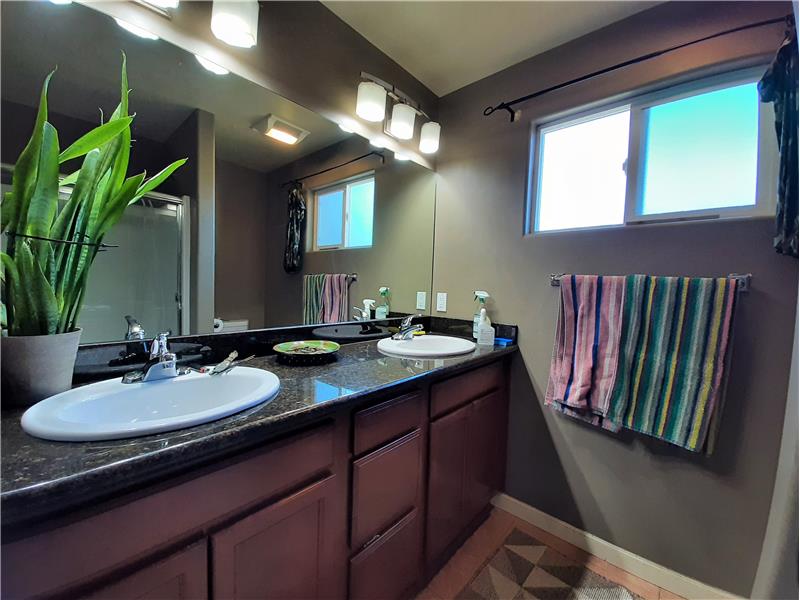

left=416, top=291, right=427, bottom=310
left=436, top=292, right=447, bottom=312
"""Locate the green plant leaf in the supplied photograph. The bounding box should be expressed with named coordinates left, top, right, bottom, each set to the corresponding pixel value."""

left=2, top=69, right=54, bottom=234
left=97, top=172, right=145, bottom=237
left=57, top=117, right=132, bottom=164
left=14, top=242, right=58, bottom=335
left=133, top=158, right=187, bottom=203
left=59, top=170, right=80, bottom=187
left=24, top=122, right=60, bottom=264
left=1, top=252, right=19, bottom=333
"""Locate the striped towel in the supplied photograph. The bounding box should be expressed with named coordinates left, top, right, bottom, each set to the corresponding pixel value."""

left=609, top=275, right=738, bottom=453
left=546, top=274, right=738, bottom=454
left=303, top=274, right=325, bottom=324
left=303, top=274, right=349, bottom=324
left=544, top=275, right=626, bottom=430
left=322, top=273, right=349, bottom=323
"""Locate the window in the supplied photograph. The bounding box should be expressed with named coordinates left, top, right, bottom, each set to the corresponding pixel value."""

left=529, top=69, right=777, bottom=233
left=312, top=175, right=375, bottom=250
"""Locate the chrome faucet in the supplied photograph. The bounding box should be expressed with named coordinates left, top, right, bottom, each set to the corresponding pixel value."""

left=124, top=315, right=145, bottom=341
left=122, top=333, right=178, bottom=383
left=392, top=315, right=423, bottom=340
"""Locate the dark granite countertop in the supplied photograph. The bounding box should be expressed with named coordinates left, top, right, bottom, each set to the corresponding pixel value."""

left=1, top=338, right=516, bottom=529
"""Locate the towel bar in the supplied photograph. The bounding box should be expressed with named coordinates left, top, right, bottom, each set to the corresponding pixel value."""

left=549, top=272, right=751, bottom=292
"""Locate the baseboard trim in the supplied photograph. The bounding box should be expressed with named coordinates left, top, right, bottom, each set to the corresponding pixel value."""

left=492, top=493, right=743, bottom=600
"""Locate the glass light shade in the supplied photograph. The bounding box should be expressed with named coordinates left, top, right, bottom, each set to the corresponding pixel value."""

left=114, top=18, right=159, bottom=40
left=419, top=121, right=441, bottom=154
left=356, top=81, right=387, bottom=122
left=389, top=103, right=416, bottom=139
left=211, top=1, right=259, bottom=48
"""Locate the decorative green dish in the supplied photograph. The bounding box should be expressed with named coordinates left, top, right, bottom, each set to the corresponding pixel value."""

left=273, top=340, right=340, bottom=366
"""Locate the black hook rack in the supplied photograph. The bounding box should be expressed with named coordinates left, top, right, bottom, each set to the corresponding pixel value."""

left=484, top=14, right=793, bottom=122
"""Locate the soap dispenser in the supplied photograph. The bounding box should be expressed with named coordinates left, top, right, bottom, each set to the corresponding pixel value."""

left=473, top=291, right=490, bottom=339
left=375, top=287, right=390, bottom=319
left=476, top=308, right=495, bottom=346
left=363, top=298, right=376, bottom=320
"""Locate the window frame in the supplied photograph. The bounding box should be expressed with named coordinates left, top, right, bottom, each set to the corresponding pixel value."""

left=527, top=66, right=778, bottom=235
left=311, top=172, right=375, bottom=251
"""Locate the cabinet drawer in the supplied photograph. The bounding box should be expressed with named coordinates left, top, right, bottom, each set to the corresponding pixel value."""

left=350, top=509, right=422, bottom=600
left=352, top=430, right=422, bottom=550
left=353, top=391, right=423, bottom=455
left=431, top=362, right=503, bottom=418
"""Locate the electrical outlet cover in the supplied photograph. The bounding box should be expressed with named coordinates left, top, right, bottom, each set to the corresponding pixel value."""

left=416, top=291, right=426, bottom=310
left=436, top=292, right=447, bottom=312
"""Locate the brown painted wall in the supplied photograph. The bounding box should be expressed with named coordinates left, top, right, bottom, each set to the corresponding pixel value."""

left=215, top=159, right=270, bottom=329
left=434, top=1, right=797, bottom=595
left=264, top=136, right=436, bottom=326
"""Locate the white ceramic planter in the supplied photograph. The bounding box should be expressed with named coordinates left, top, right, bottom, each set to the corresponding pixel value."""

left=1, top=329, right=82, bottom=407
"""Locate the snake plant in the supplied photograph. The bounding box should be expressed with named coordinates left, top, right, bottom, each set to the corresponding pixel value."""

left=1, top=55, right=186, bottom=337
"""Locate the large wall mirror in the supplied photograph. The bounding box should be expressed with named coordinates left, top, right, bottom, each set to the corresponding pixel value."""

left=1, top=1, right=436, bottom=344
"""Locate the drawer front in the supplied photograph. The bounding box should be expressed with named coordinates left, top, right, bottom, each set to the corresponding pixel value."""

left=350, top=510, right=422, bottom=600
left=431, top=361, right=503, bottom=418
left=352, top=430, right=422, bottom=550
left=353, top=391, right=423, bottom=456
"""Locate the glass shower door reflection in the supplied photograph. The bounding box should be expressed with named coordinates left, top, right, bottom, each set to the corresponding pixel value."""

left=79, top=197, right=182, bottom=343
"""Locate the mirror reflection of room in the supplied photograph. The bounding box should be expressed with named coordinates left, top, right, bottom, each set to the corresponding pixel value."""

left=0, top=0, right=436, bottom=344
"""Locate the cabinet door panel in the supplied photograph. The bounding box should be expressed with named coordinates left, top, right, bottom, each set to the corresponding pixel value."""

left=350, top=510, right=422, bottom=600
left=352, top=430, right=422, bottom=550
left=426, top=404, right=469, bottom=567
left=464, top=391, right=504, bottom=524
left=212, top=476, right=342, bottom=600
left=85, top=541, right=207, bottom=600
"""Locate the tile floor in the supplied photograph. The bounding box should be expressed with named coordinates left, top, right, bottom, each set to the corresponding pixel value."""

left=416, top=509, right=684, bottom=600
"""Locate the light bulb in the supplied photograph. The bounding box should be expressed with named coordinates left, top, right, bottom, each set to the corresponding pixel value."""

left=419, top=121, right=441, bottom=154
left=356, top=81, right=386, bottom=122
left=211, top=1, right=259, bottom=48
left=389, top=103, right=416, bottom=140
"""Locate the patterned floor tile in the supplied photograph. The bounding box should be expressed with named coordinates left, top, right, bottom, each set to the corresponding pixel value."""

left=457, top=529, right=642, bottom=600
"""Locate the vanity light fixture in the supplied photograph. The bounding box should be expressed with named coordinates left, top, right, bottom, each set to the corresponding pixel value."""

left=195, top=55, right=229, bottom=75
left=252, top=115, right=310, bottom=145
left=211, top=1, right=259, bottom=48
left=356, top=81, right=387, bottom=122
left=114, top=17, right=160, bottom=40
left=419, top=121, right=441, bottom=154
left=389, top=103, right=416, bottom=140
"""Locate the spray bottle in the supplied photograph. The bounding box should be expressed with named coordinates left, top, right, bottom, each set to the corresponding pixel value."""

left=473, top=291, right=490, bottom=339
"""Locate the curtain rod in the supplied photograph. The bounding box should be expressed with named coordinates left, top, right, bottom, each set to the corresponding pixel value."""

left=281, top=151, right=385, bottom=187
left=484, top=14, right=794, bottom=122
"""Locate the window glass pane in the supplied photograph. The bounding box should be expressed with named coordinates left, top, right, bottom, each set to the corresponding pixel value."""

left=346, top=179, right=374, bottom=247
left=316, top=189, right=344, bottom=247
left=536, top=110, right=630, bottom=231
left=641, top=83, right=759, bottom=215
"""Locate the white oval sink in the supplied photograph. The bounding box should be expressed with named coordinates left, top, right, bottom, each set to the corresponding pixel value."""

left=21, top=367, right=280, bottom=442
left=377, top=335, right=476, bottom=358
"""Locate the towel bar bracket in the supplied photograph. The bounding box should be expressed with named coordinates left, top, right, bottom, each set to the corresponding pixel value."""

left=549, top=273, right=752, bottom=292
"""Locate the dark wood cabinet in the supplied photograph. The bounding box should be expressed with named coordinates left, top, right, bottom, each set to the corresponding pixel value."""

left=2, top=357, right=510, bottom=600
left=426, top=403, right=470, bottom=565
left=426, top=380, right=508, bottom=571
left=212, top=475, right=343, bottom=600
left=86, top=541, right=208, bottom=600
left=349, top=509, right=422, bottom=600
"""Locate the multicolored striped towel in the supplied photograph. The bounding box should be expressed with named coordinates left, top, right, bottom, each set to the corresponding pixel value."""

left=546, top=274, right=738, bottom=454
left=544, top=275, right=626, bottom=430
left=303, top=274, right=350, bottom=324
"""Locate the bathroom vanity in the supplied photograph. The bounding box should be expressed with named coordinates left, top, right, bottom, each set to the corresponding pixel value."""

left=1, top=340, right=514, bottom=599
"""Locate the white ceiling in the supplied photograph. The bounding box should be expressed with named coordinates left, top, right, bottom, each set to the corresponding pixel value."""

left=324, top=1, right=659, bottom=97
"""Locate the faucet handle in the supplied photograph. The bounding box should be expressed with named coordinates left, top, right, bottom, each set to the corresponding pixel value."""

left=149, top=332, right=170, bottom=359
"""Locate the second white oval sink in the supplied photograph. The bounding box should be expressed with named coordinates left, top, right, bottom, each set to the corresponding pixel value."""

left=21, top=367, right=280, bottom=442
left=377, top=335, right=477, bottom=358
